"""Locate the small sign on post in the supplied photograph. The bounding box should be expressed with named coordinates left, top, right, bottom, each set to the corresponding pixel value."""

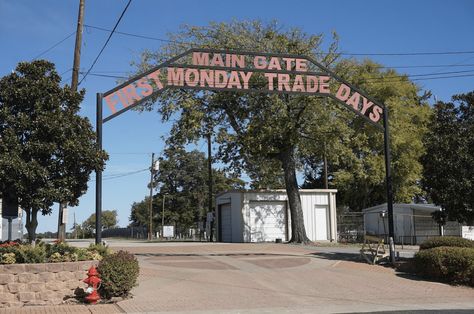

left=462, top=226, right=474, bottom=240
left=163, top=225, right=174, bottom=238
left=62, top=207, right=68, bottom=224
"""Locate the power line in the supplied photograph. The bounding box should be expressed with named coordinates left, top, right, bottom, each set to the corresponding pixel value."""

left=32, top=31, right=76, bottom=60
left=80, top=70, right=474, bottom=85
left=84, top=24, right=186, bottom=44
left=418, top=54, right=474, bottom=80
left=337, top=51, right=474, bottom=56
left=83, top=24, right=474, bottom=57
left=60, top=68, right=73, bottom=76
left=108, top=152, right=151, bottom=155
left=91, top=63, right=474, bottom=72
left=411, top=73, right=474, bottom=81
left=381, top=63, right=474, bottom=69
left=81, top=72, right=127, bottom=79
left=90, top=168, right=148, bottom=181
left=85, top=68, right=474, bottom=79
left=78, top=0, right=132, bottom=86
left=356, top=69, right=474, bottom=81
left=103, top=168, right=148, bottom=180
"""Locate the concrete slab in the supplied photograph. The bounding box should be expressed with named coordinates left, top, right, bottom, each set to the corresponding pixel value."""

left=114, top=243, right=474, bottom=313
left=4, top=242, right=474, bottom=313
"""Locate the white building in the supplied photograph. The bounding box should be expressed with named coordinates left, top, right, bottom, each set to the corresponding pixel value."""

left=363, top=203, right=463, bottom=245
left=215, top=189, right=337, bottom=243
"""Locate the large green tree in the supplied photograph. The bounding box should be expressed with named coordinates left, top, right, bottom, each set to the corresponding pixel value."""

left=129, top=145, right=244, bottom=234
left=134, top=21, right=339, bottom=243
left=0, top=60, right=108, bottom=242
left=302, top=59, right=432, bottom=211
left=82, top=210, right=118, bottom=237
left=421, top=92, right=474, bottom=224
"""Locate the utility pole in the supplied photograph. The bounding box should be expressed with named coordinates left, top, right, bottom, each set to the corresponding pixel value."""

left=148, top=153, right=155, bottom=240
left=95, top=94, right=103, bottom=245
left=207, top=131, right=214, bottom=242
left=58, top=0, right=85, bottom=242
left=323, top=141, right=328, bottom=189
left=383, top=108, right=396, bottom=264
left=161, top=194, right=166, bottom=238
left=71, top=0, right=85, bottom=91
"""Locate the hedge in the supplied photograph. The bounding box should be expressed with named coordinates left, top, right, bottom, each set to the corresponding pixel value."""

left=414, top=246, right=474, bottom=286
left=98, top=250, right=139, bottom=299
left=419, top=237, right=474, bottom=250
left=0, top=241, right=110, bottom=264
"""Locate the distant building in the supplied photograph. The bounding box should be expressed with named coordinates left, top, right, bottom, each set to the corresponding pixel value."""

left=362, top=203, right=464, bottom=245
left=216, top=189, right=338, bottom=243
left=0, top=199, right=23, bottom=241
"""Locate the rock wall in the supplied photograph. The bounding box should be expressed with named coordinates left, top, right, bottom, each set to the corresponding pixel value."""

left=0, top=260, right=98, bottom=308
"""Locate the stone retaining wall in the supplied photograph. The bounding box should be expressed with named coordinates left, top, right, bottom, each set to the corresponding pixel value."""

left=0, top=260, right=98, bottom=308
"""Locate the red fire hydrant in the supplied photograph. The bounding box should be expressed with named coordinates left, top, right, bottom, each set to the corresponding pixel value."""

left=83, top=266, right=101, bottom=304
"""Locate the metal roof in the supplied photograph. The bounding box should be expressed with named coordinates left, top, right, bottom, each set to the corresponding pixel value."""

left=362, top=203, right=441, bottom=213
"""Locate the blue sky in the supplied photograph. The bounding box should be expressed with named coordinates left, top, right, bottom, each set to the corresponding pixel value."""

left=0, top=0, right=473, bottom=232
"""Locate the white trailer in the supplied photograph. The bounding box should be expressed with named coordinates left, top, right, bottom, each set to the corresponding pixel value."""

left=363, top=203, right=463, bottom=245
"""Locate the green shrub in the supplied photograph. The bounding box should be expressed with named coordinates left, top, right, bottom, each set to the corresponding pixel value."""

left=1, top=253, right=16, bottom=264
left=0, top=241, right=109, bottom=264
left=48, top=251, right=80, bottom=263
left=97, top=250, right=139, bottom=299
left=43, top=242, right=77, bottom=262
left=76, top=248, right=93, bottom=261
left=48, top=252, right=64, bottom=263
left=414, top=246, right=474, bottom=286
left=87, top=243, right=111, bottom=257
left=419, top=237, right=474, bottom=250
left=46, top=242, right=78, bottom=256
left=15, top=245, right=47, bottom=264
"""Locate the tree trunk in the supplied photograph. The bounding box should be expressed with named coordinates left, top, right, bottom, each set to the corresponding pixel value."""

left=280, top=147, right=311, bottom=244
left=25, top=209, right=39, bottom=243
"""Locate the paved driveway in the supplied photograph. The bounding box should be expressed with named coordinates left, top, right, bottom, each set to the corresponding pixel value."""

left=4, top=241, right=472, bottom=313
left=107, top=242, right=474, bottom=313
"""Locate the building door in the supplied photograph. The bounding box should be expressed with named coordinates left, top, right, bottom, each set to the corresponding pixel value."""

left=315, top=206, right=328, bottom=241
left=219, top=203, right=232, bottom=242
left=249, top=201, right=287, bottom=242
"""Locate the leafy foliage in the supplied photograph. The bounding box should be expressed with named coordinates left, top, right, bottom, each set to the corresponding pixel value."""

left=14, top=245, right=47, bottom=264
left=1, top=253, right=16, bottom=264
left=130, top=146, right=244, bottom=234
left=98, top=250, right=139, bottom=298
left=0, top=241, right=108, bottom=264
left=45, top=241, right=73, bottom=254
left=0, top=60, right=108, bottom=242
left=134, top=21, right=341, bottom=242
left=421, top=92, right=474, bottom=224
left=87, top=243, right=111, bottom=257
left=414, top=246, right=474, bottom=286
left=302, top=60, right=431, bottom=211
left=419, top=236, right=474, bottom=250
left=82, top=210, right=118, bottom=237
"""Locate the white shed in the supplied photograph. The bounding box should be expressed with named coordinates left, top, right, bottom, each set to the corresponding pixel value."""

left=215, top=189, right=337, bottom=243
left=363, top=203, right=463, bottom=245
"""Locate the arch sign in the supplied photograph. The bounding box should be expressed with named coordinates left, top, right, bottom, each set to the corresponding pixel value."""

left=95, top=48, right=395, bottom=261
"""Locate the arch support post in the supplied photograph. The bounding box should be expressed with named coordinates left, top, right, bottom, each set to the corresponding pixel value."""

left=95, top=93, right=103, bottom=245
left=383, top=107, right=395, bottom=264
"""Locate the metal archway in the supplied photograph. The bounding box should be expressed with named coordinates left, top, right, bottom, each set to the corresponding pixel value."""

left=95, top=49, right=395, bottom=261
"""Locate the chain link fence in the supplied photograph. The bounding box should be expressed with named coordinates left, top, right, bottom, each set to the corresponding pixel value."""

left=337, top=212, right=364, bottom=243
